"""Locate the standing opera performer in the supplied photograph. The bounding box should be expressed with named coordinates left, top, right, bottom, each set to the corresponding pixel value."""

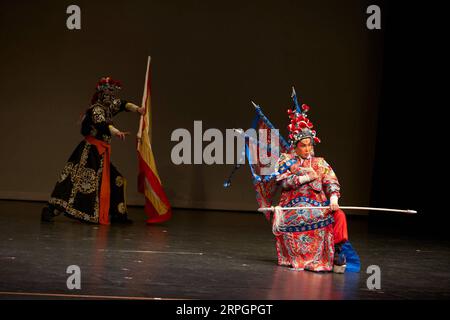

left=273, top=104, right=348, bottom=273
left=41, top=76, right=144, bottom=225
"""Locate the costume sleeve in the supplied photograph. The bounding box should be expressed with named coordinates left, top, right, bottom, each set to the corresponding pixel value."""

left=275, top=154, right=291, bottom=185
left=108, top=99, right=128, bottom=116
left=108, top=124, right=120, bottom=136
left=120, top=99, right=129, bottom=112
left=276, top=154, right=310, bottom=190
left=279, top=174, right=295, bottom=190
left=279, top=172, right=312, bottom=190
left=321, top=159, right=341, bottom=199
left=124, top=102, right=140, bottom=112
left=91, top=105, right=112, bottom=135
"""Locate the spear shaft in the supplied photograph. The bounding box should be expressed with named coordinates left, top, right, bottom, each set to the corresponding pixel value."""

left=257, top=206, right=417, bottom=214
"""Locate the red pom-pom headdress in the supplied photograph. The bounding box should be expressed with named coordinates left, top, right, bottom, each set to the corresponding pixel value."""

left=91, top=76, right=122, bottom=104
left=95, top=76, right=122, bottom=92
left=287, top=103, right=321, bottom=145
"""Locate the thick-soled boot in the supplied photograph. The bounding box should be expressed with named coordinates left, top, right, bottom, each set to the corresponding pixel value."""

left=333, top=242, right=347, bottom=274
left=115, top=218, right=133, bottom=225
left=110, top=215, right=133, bottom=225
left=41, top=205, right=61, bottom=222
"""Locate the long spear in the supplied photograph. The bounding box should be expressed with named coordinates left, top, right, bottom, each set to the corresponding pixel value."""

left=257, top=206, right=417, bottom=214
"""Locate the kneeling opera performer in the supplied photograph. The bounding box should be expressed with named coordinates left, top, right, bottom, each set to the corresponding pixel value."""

left=272, top=104, right=350, bottom=273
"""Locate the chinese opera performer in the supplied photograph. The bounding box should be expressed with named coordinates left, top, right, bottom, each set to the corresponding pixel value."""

left=41, top=76, right=144, bottom=225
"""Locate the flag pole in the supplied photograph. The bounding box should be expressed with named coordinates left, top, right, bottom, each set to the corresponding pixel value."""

left=137, top=116, right=144, bottom=151
left=137, top=56, right=151, bottom=150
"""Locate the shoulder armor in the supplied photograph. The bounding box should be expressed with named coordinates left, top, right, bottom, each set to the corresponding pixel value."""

left=91, top=104, right=106, bottom=123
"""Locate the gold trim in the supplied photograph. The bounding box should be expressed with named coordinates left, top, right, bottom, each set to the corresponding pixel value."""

left=49, top=198, right=98, bottom=223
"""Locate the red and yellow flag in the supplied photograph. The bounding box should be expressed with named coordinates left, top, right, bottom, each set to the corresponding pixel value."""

left=137, top=56, right=172, bottom=223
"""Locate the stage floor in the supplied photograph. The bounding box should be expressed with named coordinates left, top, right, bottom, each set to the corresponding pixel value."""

left=0, top=200, right=449, bottom=300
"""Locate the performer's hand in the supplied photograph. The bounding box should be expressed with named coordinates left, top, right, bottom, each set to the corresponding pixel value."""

left=294, top=173, right=316, bottom=185
left=115, top=131, right=130, bottom=141
left=330, top=202, right=340, bottom=211
left=330, top=195, right=339, bottom=211
left=137, top=106, right=146, bottom=115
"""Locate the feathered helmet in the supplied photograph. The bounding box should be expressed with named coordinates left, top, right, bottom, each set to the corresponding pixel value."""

left=91, top=76, right=122, bottom=104
left=287, top=103, right=321, bottom=146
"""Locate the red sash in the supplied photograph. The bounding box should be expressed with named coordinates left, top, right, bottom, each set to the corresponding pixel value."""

left=85, top=135, right=111, bottom=225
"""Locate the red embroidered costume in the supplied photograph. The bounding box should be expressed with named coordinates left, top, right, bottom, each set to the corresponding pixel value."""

left=273, top=103, right=348, bottom=272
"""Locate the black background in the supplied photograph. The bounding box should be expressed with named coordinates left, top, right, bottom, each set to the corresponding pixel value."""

left=370, top=1, right=447, bottom=237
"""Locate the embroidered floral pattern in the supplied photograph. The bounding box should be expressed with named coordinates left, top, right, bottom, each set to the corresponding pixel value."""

left=274, top=153, right=341, bottom=271
left=58, top=162, right=73, bottom=183
left=115, top=176, right=124, bottom=187
left=117, top=202, right=126, bottom=214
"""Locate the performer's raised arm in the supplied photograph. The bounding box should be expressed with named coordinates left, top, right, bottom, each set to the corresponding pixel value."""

left=108, top=124, right=130, bottom=141
left=124, top=102, right=145, bottom=115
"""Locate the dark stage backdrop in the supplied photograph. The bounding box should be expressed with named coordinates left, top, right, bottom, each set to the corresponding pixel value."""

left=370, top=2, right=447, bottom=235
left=0, top=0, right=384, bottom=211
